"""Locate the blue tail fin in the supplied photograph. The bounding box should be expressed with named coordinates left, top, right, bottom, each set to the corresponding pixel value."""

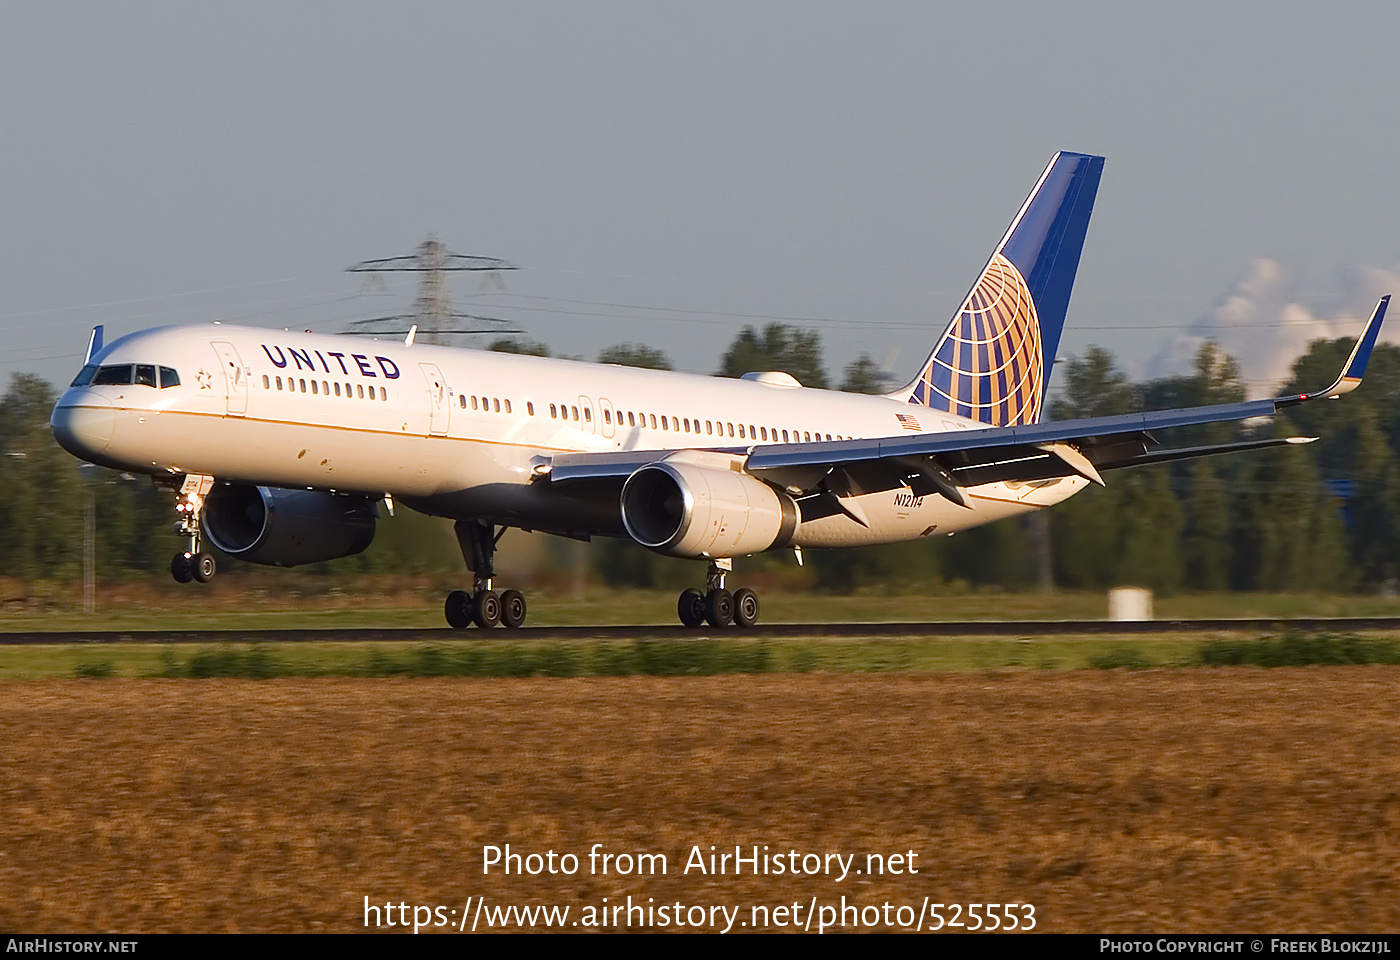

left=894, top=151, right=1104, bottom=426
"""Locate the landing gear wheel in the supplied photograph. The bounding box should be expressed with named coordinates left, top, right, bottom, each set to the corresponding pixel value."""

left=170, top=553, right=194, bottom=584
left=192, top=552, right=217, bottom=583
left=500, top=589, right=527, bottom=629
left=733, top=588, right=760, bottom=627
left=445, top=590, right=474, bottom=629
left=704, top=588, right=734, bottom=628
left=678, top=588, right=706, bottom=628
left=472, top=590, right=502, bottom=628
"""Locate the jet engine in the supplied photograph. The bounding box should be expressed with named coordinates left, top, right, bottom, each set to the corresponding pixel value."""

left=620, top=460, right=798, bottom=559
left=202, top=484, right=377, bottom=566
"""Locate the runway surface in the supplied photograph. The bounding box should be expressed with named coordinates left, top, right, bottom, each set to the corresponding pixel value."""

left=4, top=617, right=1400, bottom=644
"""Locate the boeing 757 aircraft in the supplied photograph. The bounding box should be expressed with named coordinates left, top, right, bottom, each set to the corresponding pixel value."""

left=50, top=152, right=1390, bottom=628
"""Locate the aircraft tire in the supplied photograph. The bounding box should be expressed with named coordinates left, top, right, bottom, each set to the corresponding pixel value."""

left=445, top=590, right=474, bottom=629
left=192, top=552, right=217, bottom=583
left=500, top=589, right=527, bottom=629
left=704, top=588, right=734, bottom=628
left=733, top=588, right=760, bottom=627
left=677, top=588, right=706, bottom=628
left=473, top=590, right=502, bottom=628
left=170, top=553, right=194, bottom=584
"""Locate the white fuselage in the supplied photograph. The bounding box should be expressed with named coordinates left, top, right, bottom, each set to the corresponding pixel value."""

left=51, top=324, right=1086, bottom=551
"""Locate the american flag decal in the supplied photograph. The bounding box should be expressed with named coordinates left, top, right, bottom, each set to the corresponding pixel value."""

left=895, top=413, right=921, bottom=432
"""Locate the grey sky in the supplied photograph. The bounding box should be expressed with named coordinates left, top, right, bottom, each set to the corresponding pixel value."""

left=3, top=2, right=1398, bottom=396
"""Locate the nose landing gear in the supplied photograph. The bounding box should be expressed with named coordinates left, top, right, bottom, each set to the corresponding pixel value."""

left=444, top=519, right=529, bottom=629
left=167, top=474, right=217, bottom=585
left=676, top=559, right=760, bottom=628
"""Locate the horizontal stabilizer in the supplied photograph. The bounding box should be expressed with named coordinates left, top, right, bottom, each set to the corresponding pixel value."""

left=1098, top=436, right=1316, bottom=471
left=85, top=325, right=104, bottom=365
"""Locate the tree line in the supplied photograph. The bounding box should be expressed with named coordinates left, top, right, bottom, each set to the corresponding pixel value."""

left=5, top=322, right=1397, bottom=594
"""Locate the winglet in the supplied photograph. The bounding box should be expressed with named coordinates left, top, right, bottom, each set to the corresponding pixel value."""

left=84, top=325, right=104, bottom=364
left=1321, top=295, right=1389, bottom=398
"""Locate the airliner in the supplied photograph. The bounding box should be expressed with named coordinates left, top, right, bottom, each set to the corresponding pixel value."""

left=49, top=152, right=1390, bottom=629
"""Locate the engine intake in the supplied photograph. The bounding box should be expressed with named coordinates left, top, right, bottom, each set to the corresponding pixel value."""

left=620, top=460, right=797, bottom=559
left=202, top=484, right=377, bottom=566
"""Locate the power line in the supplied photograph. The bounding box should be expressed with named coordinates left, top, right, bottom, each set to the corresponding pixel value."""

left=347, top=238, right=521, bottom=345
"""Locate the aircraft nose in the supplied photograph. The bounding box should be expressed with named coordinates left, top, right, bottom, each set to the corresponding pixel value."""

left=51, top=395, right=115, bottom=458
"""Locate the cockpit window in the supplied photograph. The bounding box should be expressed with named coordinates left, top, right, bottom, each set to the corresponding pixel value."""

left=91, top=364, right=134, bottom=386
left=77, top=363, right=179, bottom=388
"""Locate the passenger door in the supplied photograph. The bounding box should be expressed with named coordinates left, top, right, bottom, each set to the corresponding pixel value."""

left=211, top=342, right=247, bottom=416
left=420, top=363, right=449, bottom=436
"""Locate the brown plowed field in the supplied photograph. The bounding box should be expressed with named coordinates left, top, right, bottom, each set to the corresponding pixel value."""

left=2, top=670, right=1398, bottom=933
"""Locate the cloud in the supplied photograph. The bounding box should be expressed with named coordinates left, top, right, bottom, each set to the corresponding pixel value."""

left=1147, top=258, right=1400, bottom=397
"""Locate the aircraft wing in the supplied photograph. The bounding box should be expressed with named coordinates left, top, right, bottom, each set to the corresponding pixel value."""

left=545, top=296, right=1388, bottom=512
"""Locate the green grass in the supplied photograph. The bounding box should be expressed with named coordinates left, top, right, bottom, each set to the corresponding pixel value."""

left=9, top=631, right=1396, bottom=680
left=1197, top=634, right=1400, bottom=667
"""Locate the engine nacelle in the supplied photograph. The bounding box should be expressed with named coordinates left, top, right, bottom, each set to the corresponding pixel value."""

left=202, top=484, right=377, bottom=567
left=620, top=460, right=798, bottom=559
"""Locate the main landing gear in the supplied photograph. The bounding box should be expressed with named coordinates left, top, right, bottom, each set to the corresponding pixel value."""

left=444, top=519, right=528, bottom=629
left=677, top=558, right=760, bottom=628
left=168, top=474, right=218, bottom=585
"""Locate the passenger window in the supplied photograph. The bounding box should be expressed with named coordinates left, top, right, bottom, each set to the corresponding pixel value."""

left=263, top=375, right=271, bottom=390
left=572, top=406, right=579, bottom=421
left=494, top=398, right=501, bottom=412
left=92, top=364, right=133, bottom=386
left=504, top=400, right=511, bottom=414
left=549, top=404, right=557, bottom=418
left=649, top=414, right=657, bottom=429
left=584, top=407, right=591, bottom=422
left=311, top=381, right=318, bottom=394
left=472, top=397, right=479, bottom=410
left=628, top=412, right=636, bottom=427
left=604, top=409, right=611, bottom=425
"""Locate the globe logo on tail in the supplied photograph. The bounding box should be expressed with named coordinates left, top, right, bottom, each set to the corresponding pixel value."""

left=910, top=253, right=1043, bottom=426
